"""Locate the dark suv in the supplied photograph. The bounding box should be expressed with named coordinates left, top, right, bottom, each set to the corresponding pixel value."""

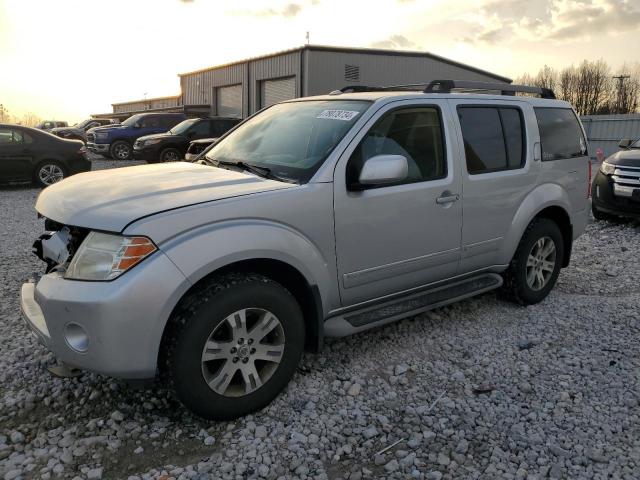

left=592, top=137, right=640, bottom=220
left=51, top=118, right=117, bottom=143
left=86, top=113, right=187, bottom=160
left=133, top=117, right=240, bottom=162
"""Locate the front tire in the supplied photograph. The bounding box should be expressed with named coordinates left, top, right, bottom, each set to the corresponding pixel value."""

left=161, top=273, right=305, bottom=420
left=34, top=161, right=66, bottom=188
left=501, top=218, right=564, bottom=305
left=160, top=147, right=182, bottom=162
left=109, top=140, right=132, bottom=160
left=592, top=203, right=616, bottom=222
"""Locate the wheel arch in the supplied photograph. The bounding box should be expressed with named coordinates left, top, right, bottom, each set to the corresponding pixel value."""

left=158, top=256, right=325, bottom=376
left=502, top=183, right=574, bottom=268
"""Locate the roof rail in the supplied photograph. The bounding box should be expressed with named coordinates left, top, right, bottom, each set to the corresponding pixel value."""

left=424, top=80, right=556, bottom=99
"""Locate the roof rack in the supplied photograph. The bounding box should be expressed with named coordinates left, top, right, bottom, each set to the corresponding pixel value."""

left=333, top=80, right=556, bottom=99
left=424, top=80, right=556, bottom=99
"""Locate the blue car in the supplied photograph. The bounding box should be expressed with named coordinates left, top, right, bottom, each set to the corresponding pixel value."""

left=86, top=112, right=186, bottom=160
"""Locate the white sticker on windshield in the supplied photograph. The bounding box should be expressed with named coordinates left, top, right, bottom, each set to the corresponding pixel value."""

left=317, top=110, right=360, bottom=121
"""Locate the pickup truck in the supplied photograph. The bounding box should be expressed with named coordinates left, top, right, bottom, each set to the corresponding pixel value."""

left=86, top=112, right=186, bottom=160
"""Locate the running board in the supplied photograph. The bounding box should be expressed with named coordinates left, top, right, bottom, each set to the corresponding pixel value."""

left=324, top=273, right=502, bottom=337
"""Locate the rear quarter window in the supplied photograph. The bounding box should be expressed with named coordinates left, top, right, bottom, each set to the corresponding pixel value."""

left=534, top=107, right=587, bottom=161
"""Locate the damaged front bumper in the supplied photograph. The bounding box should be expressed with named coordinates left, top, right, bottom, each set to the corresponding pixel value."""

left=21, top=247, right=191, bottom=379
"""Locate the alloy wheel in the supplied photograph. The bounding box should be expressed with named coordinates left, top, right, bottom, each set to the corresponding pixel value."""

left=38, top=164, right=64, bottom=185
left=201, top=308, right=285, bottom=397
left=526, top=236, right=556, bottom=291
left=114, top=143, right=130, bottom=159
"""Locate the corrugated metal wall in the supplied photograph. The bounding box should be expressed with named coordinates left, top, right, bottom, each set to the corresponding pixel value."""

left=113, top=96, right=181, bottom=114
left=305, top=50, right=507, bottom=96
left=581, top=114, right=640, bottom=159
left=179, top=48, right=508, bottom=118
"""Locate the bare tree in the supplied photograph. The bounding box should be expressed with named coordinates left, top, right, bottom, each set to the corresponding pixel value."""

left=517, top=59, right=640, bottom=115
left=21, top=112, right=42, bottom=127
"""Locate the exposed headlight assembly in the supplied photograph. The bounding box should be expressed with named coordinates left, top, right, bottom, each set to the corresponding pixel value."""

left=600, top=161, right=616, bottom=175
left=65, top=232, right=157, bottom=281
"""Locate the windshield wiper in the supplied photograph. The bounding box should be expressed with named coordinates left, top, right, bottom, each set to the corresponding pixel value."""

left=208, top=159, right=297, bottom=183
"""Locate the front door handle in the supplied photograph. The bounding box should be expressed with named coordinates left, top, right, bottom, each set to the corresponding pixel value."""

left=436, top=192, right=460, bottom=205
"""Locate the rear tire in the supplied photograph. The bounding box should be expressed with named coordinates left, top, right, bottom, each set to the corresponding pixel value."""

left=109, top=140, right=132, bottom=160
left=501, top=218, right=564, bottom=305
left=161, top=273, right=305, bottom=420
left=34, top=161, right=66, bottom=188
left=160, top=147, right=182, bottom=162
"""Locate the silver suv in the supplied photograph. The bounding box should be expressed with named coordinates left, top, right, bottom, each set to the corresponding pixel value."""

left=21, top=80, right=590, bottom=420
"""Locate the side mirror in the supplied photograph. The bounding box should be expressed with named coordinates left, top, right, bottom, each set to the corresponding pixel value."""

left=619, top=138, right=633, bottom=149
left=356, top=154, right=408, bottom=188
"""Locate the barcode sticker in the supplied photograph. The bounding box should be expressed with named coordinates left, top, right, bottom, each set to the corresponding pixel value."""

left=316, top=110, right=360, bottom=121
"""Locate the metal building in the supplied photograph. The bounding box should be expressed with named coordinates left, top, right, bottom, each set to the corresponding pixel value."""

left=179, top=45, right=511, bottom=119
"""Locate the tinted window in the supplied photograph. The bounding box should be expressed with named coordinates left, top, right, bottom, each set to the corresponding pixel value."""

left=189, top=120, right=210, bottom=137
left=211, top=120, right=236, bottom=137
left=534, top=108, right=587, bottom=161
left=458, top=106, right=525, bottom=174
left=348, top=107, right=446, bottom=186
left=141, top=116, right=161, bottom=128
left=161, top=115, right=183, bottom=129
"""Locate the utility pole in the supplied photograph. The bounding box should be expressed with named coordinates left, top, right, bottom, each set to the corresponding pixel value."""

left=613, top=74, right=630, bottom=113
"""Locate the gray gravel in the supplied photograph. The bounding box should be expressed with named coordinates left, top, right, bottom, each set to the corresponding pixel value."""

left=1, top=160, right=639, bottom=479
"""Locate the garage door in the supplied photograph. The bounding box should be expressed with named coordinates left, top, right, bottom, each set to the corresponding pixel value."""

left=260, top=77, right=296, bottom=108
left=216, top=85, right=242, bottom=118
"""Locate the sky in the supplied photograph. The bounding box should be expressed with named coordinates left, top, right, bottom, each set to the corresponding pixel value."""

left=1, top=0, right=639, bottom=123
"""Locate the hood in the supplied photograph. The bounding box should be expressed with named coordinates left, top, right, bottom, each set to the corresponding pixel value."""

left=50, top=127, right=76, bottom=134
left=88, top=124, right=125, bottom=134
left=191, top=137, right=218, bottom=145
left=136, top=132, right=178, bottom=142
left=36, top=162, right=295, bottom=232
left=606, top=149, right=640, bottom=168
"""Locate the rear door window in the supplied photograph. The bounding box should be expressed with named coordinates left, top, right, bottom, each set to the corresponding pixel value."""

left=190, top=120, right=210, bottom=137
left=457, top=106, right=525, bottom=174
left=534, top=107, right=587, bottom=160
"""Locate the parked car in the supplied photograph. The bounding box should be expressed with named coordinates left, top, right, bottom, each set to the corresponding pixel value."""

left=86, top=112, right=186, bottom=160
left=22, top=80, right=589, bottom=420
left=591, top=137, right=640, bottom=220
left=0, top=124, right=90, bottom=187
left=133, top=117, right=239, bottom=163
left=51, top=118, right=117, bottom=143
left=35, top=121, right=68, bottom=131
left=185, top=138, right=218, bottom=161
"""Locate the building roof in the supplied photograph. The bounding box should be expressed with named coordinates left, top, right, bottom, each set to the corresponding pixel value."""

left=177, top=44, right=512, bottom=83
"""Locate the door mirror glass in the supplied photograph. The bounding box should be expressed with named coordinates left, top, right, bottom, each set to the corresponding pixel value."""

left=619, top=138, right=633, bottom=149
left=357, top=154, right=408, bottom=187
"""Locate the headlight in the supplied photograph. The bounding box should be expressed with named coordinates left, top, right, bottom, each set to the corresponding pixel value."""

left=142, top=138, right=162, bottom=146
left=95, top=132, right=109, bottom=141
left=65, top=232, right=157, bottom=281
left=600, top=161, right=616, bottom=175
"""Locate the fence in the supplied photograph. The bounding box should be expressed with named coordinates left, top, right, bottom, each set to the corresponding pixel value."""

left=580, top=113, right=640, bottom=159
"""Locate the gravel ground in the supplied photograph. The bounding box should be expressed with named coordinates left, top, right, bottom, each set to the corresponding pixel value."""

left=1, top=160, right=639, bottom=480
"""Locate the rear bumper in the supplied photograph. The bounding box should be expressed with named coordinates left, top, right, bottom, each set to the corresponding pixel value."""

left=592, top=171, right=640, bottom=218
left=87, top=142, right=109, bottom=153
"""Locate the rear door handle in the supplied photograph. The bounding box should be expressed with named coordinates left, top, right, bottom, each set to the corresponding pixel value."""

left=436, top=192, right=460, bottom=205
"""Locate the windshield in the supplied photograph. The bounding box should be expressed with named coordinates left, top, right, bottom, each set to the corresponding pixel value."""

left=205, top=100, right=371, bottom=183
left=169, top=118, right=199, bottom=135
left=121, top=114, right=143, bottom=127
